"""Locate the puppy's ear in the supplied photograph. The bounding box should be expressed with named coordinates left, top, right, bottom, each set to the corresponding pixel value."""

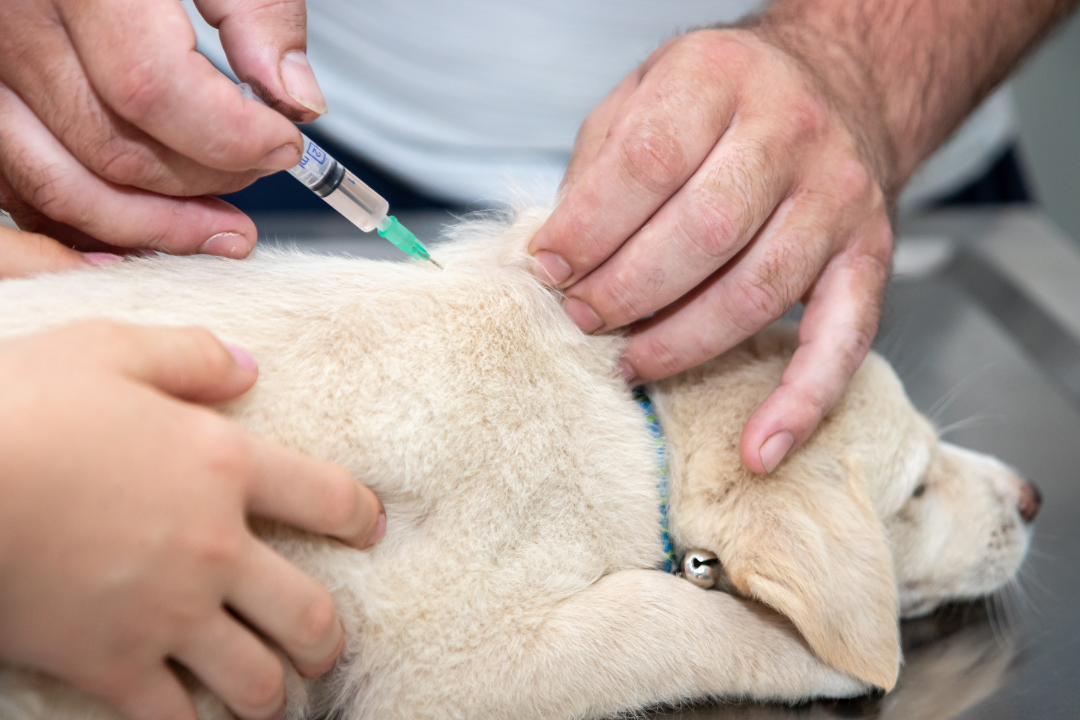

left=715, top=458, right=900, bottom=691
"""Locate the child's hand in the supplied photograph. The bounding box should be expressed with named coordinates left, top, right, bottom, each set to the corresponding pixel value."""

left=0, top=223, right=112, bottom=278
left=0, top=322, right=385, bottom=720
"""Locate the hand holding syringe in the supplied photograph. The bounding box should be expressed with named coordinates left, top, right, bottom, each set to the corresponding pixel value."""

left=238, top=83, right=441, bottom=268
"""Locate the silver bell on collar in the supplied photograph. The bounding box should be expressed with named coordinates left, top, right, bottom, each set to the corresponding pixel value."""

left=681, top=550, right=720, bottom=589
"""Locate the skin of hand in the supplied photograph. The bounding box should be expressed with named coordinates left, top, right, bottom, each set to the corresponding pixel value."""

left=529, top=0, right=1079, bottom=474
left=0, top=0, right=327, bottom=257
left=0, top=320, right=385, bottom=720
left=0, top=222, right=123, bottom=277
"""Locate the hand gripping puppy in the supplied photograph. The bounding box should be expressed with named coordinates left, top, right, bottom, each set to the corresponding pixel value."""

left=0, top=207, right=1037, bottom=720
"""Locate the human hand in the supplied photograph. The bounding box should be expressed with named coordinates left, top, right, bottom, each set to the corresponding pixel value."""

left=0, top=0, right=327, bottom=257
left=0, top=222, right=123, bottom=278
left=529, top=27, right=895, bottom=474
left=0, top=322, right=384, bottom=720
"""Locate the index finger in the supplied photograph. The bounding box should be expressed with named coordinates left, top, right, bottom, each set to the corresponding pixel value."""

left=529, top=33, right=739, bottom=286
left=246, top=437, right=385, bottom=550
left=79, top=322, right=259, bottom=403
left=58, top=0, right=302, bottom=173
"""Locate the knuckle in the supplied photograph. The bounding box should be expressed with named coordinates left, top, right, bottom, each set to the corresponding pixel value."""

left=192, top=419, right=254, bottom=484
left=617, top=123, right=690, bottom=196
left=680, top=199, right=745, bottom=259
left=180, top=325, right=233, bottom=378
left=184, top=521, right=244, bottom=570
left=54, top=87, right=161, bottom=189
left=847, top=325, right=876, bottom=370
left=92, top=142, right=141, bottom=184
left=237, top=658, right=284, bottom=713
left=729, top=279, right=782, bottom=333
left=20, top=163, right=72, bottom=218
left=110, top=61, right=170, bottom=123
left=786, top=95, right=829, bottom=142
left=0, top=176, right=19, bottom=211
left=294, top=591, right=340, bottom=652
left=75, top=320, right=134, bottom=360
left=832, top=159, right=876, bottom=208
left=859, top=218, right=895, bottom=268
left=588, top=267, right=660, bottom=327
left=17, top=167, right=97, bottom=232
left=841, top=300, right=880, bottom=368
left=733, top=250, right=806, bottom=328
left=87, top=137, right=163, bottom=189
left=690, top=141, right=775, bottom=251
left=81, top=129, right=234, bottom=195
left=160, top=595, right=210, bottom=637
left=549, top=211, right=605, bottom=268
left=681, top=31, right=747, bottom=73
left=793, top=380, right=834, bottom=422
left=635, top=334, right=685, bottom=380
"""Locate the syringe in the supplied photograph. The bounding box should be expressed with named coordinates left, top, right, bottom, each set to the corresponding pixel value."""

left=238, top=83, right=440, bottom=268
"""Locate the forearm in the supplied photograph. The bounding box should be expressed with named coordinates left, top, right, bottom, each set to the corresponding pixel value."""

left=757, top=0, right=1079, bottom=194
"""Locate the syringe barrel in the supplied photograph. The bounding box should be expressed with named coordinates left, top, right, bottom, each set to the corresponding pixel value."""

left=288, top=135, right=343, bottom=195
left=288, top=134, right=389, bottom=232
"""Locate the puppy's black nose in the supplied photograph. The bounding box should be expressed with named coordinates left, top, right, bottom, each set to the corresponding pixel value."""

left=1018, top=480, right=1042, bottom=524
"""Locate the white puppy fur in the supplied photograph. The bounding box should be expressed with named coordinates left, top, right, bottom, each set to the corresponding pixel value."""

left=0, top=207, right=1033, bottom=719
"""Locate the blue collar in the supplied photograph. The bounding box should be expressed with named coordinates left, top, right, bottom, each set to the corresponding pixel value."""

left=633, top=387, right=677, bottom=574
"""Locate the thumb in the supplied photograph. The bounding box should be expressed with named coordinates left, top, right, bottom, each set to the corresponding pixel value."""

left=82, top=322, right=259, bottom=404
left=194, top=0, right=327, bottom=122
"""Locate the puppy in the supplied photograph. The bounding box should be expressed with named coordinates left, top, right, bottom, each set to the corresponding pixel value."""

left=0, top=207, right=1037, bottom=720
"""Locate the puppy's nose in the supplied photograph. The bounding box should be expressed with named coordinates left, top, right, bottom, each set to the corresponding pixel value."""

left=1017, top=480, right=1042, bottom=524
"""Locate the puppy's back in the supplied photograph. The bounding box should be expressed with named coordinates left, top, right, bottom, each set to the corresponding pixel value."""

left=0, top=214, right=666, bottom=717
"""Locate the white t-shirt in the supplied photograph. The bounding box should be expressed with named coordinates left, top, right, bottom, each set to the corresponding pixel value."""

left=187, top=0, right=1016, bottom=209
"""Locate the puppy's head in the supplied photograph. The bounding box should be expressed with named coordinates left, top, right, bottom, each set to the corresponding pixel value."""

left=886, top=442, right=1038, bottom=619
left=654, top=327, right=1036, bottom=692
left=827, top=341, right=1037, bottom=620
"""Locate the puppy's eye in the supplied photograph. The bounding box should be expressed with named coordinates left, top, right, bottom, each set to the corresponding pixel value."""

left=912, top=483, right=927, bottom=498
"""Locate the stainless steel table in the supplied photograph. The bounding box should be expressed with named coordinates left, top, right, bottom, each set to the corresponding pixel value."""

left=253, top=206, right=1080, bottom=719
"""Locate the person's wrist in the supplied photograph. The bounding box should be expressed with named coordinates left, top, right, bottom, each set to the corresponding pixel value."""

left=738, top=19, right=902, bottom=203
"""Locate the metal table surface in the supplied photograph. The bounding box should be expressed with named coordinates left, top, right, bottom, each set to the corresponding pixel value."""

left=6, top=206, right=1070, bottom=719
left=252, top=206, right=1080, bottom=720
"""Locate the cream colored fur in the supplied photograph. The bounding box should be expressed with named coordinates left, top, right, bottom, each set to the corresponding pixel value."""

left=0, top=207, right=1032, bottom=719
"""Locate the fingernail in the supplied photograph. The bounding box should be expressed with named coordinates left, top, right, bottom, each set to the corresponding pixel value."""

left=259, top=143, right=301, bottom=171
left=760, top=431, right=795, bottom=473
left=532, top=250, right=572, bottom=286
left=280, top=50, right=328, bottom=115
left=226, top=345, right=258, bottom=372
left=199, top=232, right=250, bottom=258
left=617, top=358, right=639, bottom=386
left=562, top=297, right=604, bottom=333
left=369, top=511, right=387, bottom=545
left=82, top=252, right=122, bottom=267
